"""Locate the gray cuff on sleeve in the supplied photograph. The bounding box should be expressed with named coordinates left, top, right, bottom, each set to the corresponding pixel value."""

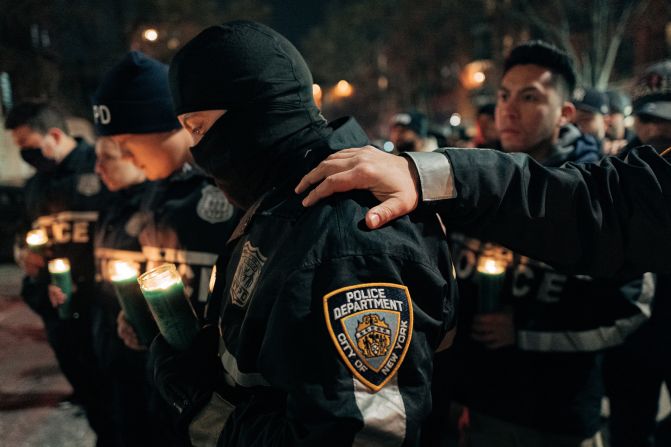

left=188, top=392, right=236, bottom=447
left=402, top=151, right=456, bottom=201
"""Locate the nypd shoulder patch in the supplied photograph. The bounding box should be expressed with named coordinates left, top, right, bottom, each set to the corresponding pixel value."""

left=323, top=282, right=413, bottom=392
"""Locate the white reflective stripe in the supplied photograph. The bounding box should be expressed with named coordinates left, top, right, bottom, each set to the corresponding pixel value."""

left=218, top=338, right=270, bottom=387
left=142, top=246, right=218, bottom=266
left=518, top=272, right=655, bottom=352
left=352, top=375, right=406, bottom=447
left=188, top=392, right=235, bottom=447
left=633, top=272, right=655, bottom=317
left=94, top=247, right=147, bottom=262
left=404, top=151, right=456, bottom=201
left=35, top=210, right=99, bottom=225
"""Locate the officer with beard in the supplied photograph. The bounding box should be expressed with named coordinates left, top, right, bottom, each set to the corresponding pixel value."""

left=4, top=101, right=115, bottom=445
left=149, top=21, right=457, bottom=446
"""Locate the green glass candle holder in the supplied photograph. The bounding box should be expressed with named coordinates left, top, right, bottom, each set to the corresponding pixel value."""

left=48, top=258, right=74, bottom=319
left=138, top=263, right=199, bottom=351
left=109, top=260, right=159, bottom=347
left=475, top=257, right=506, bottom=314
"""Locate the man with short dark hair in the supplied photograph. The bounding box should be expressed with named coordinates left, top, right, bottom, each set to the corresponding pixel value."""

left=5, top=101, right=114, bottom=445
left=443, top=41, right=648, bottom=447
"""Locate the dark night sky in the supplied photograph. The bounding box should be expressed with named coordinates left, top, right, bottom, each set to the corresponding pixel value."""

left=269, top=0, right=329, bottom=48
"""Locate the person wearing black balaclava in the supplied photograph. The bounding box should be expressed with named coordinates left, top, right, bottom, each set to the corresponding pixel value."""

left=4, top=101, right=115, bottom=445
left=147, top=20, right=457, bottom=446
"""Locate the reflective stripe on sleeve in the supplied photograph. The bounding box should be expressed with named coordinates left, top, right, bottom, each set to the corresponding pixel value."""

left=35, top=211, right=99, bottom=225
left=218, top=338, right=270, bottom=388
left=517, top=273, right=655, bottom=352
left=352, top=375, right=406, bottom=447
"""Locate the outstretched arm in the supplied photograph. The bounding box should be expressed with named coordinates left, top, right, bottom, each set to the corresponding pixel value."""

left=296, top=146, right=671, bottom=276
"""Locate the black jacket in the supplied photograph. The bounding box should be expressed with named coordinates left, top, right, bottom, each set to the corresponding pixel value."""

left=433, top=146, right=671, bottom=278
left=138, top=165, right=240, bottom=318
left=193, top=119, right=457, bottom=446
left=21, top=139, right=111, bottom=315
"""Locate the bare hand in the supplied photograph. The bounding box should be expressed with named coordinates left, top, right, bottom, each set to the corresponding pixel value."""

left=295, top=146, right=420, bottom=229
left=117, top=311, right=146, bottom=351
left=48, top=284, right=67, bottom=307
left=470, top=307, right=516, bottom=349
left=18, top=249, right=45, bottom=278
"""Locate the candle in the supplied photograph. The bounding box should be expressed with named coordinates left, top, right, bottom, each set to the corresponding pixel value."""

left=109, top=260, right=159, bottom=347
left=138, top=263, right=199, bottom=351
left=475, top=256, right=506, bottom=313
left=48, top=258, right=74, bottom=319
left=26, top=229, right=48, bottom=254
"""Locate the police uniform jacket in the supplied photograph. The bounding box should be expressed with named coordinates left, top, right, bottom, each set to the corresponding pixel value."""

left=192, top=118, right=457, bottom=446
left=93, top=180, right=155, bottom=364
left=139, top=165, right=239, bottom=317
left=445, top=136, right=650, bottom=437
left=21, top=138, right=111, bottom=315
left=404, top=145, right=671, bottom=278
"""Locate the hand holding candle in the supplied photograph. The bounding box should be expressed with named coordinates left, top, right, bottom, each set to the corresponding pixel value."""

left=109, top=260, right=159, bottom=347
left=48, top=258, right=75, bottom=319
left=138, top=263, right=200, bottom=351
left=475, top=256, right=507, bottom=314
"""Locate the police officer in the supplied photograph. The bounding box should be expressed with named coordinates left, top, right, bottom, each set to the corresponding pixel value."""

left=90, top=51, right=239, bottom=444
left=91, top=51, right=240, bottom=325
left=91, top=137, right=159, bottom=446
left=4, top=101, right=115, bottom=445
left=148, top=21, right=457, bottom=446
left=444, top=41, right=650, bottom=447
left=571, top=87, right=610, bottom=146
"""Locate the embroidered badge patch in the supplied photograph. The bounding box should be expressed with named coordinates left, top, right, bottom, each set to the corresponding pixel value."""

left=230, top=241, right=267, bottom=308
left=77, top=174, right=101, bottom=196
left=324, top=283, right=413, bottom=392
left=197, top=185, right=235, bottom=224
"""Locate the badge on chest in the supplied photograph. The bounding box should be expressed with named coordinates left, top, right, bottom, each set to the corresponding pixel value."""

left=230, top=241, right=267, bottom=308
left=324, top=283, right=413, bottom=392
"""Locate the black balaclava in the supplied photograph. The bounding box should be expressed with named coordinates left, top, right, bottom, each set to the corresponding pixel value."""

left=169, top=20, right=329, bottom=209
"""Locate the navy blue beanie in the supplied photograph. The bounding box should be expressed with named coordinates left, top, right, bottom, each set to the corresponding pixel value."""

left=92, top=51, right=181, bottom=136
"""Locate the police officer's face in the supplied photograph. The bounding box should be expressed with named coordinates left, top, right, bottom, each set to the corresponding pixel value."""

left=10, top=125, right=54, bottom=155
left=95, top=137, right=145, bottom=191
left=109, top=130, right=190, bottom=181
left=574, top=109, right=606, bottom=140
left=496, top=65, right=573, bottom=154
left=389, top=125, right=421, bottom=152
left=177, top=110, right=227, bottom=145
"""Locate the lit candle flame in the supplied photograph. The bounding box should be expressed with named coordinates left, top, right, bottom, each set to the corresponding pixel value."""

left=138, top=263, right=182, bottom=291
left=477, top=257, right=506, bottom=275
left=109, top=260, right=139, bottom=282
left=48, top=258, right=71, bottom=273
left=26, top=229, right=48, bottom=246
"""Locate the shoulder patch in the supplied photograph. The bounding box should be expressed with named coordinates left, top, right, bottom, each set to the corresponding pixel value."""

left=197, top=185, right=235, bottom=224
left=77, top=173, right=102, bottom=196
left=323, top=283, right=413, bottom=392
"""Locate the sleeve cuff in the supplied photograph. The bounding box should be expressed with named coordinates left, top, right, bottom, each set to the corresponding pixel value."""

left=402, top=151, right=456, bottom=201
left=188, top=392, right=236, bottom=447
